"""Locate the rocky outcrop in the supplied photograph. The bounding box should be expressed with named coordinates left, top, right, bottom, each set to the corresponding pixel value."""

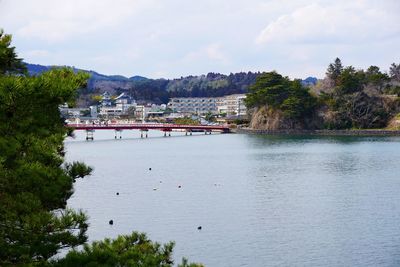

left=387, top=114, right=400, bottom=129
left=249, top=94, right=399, bottom=130
left=249, top=106, right=322, bottom=130
left=249, top=106, right=298, bottom=130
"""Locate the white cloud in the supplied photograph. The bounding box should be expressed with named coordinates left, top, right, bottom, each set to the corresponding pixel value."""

left=24, top=49, right=51, bottom=58
left=1, top=0, right=399, bottom=78
left=1, top=0, right=157, bottom=42
left=205, top=44, right=228, bottom=62
left=256, top=1, right=400, bottom=45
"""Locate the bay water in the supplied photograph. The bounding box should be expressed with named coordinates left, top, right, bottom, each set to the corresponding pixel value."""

left=65, top=131, right=400, bottom=266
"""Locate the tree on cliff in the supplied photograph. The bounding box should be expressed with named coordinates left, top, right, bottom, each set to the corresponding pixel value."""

left=245, top=71, right=317, bottom=122
left=390, top=63, right=400, bottom=82
left=335, top=66, right=365, bottom=94
left=320, top=60, right=398, bottom=129
left=326, top=57, right=343, bottom=85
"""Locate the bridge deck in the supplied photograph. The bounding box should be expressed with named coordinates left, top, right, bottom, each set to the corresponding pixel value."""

left=67, top=123, right=230, bottom=132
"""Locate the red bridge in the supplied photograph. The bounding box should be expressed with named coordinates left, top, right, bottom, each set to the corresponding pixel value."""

left=67, top=123, right=231, bottom=140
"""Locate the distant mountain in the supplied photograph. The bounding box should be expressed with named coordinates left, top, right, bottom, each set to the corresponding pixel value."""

left=25, top=63, right=52, bottom=75
left=26, top=63, right=131, bottom=81
left=301, top=76, right=318, bottom=86
left=25, top=63, right=319, bottom=106
left=129, top=75, right=148, bottom=81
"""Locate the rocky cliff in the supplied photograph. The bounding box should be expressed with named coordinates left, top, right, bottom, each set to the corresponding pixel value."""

left=250, top=107, right=297, bottom=130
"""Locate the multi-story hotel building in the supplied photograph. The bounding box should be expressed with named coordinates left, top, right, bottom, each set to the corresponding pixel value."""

left=169, top=94, right=246, bottom=116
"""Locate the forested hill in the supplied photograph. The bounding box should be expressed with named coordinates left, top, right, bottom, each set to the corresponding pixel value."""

left=26, top=63, right=317, bottom=105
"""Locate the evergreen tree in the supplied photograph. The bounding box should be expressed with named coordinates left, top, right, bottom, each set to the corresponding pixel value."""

left=0, top=29, right=202, bottom=266
left=0, top=68, right=92, bottom=265
left=245, top=71, right=291, bottom=108
left=336, top=66, right=365, bottom=94
left=326, top=57, right=343, bottom=84
left=0, top=29, right=27, bottom=75
left=52, top=232, right=203, bottom=267
left=390, top=63, right=400, bottom=82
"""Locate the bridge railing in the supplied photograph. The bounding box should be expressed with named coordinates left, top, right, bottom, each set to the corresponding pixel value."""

left=66, top=123, right=229, bottom=130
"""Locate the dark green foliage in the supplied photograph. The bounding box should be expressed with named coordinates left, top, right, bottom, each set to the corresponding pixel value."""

left=281, top=80, right=317, bottom=120
left=65, top=162, right=93, bottom=181
left=365, top=66, right=389, bottom=87
left=245, top=72, right=317, bottom=122
left=166, top=72, right=259, bottom=98
left=0, top=68, right=91, bottom=265
left=326, top=57, right=343, bottom=84
left=247, top=59, right=399, bottom=130
left=53, top=232, right=174, bottom=267
left=52, top=232, right=203, bottom=267
left=335, top=66, right=365, bottom=94
left=385, top=86, right=400, bottom=96
left=320, top=60, right=399, bottom=129
left=0, top=29, right=27, bottom=75
left=68, top=70, right=260, bottom=106
left=245, top=71, right=290, bottom=108
left=1, top=30, right=202, bottom=266
left=128, top=78, right=170, bottom=104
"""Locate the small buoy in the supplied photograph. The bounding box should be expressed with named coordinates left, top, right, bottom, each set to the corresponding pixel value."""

left=149, top=168, right=152, bottom=171
left=160, top=181, right=162, bottom=183
left=109, top=220, right=114, bottom=225
left=197, top=226, right=202, bottom=230
left=116, top=192, right=119, bottom=195
left=178, top=185, right=182, bottom=188
left=153, top=188, right=157, bottom=191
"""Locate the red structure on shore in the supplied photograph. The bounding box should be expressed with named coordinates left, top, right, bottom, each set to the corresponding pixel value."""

left=67, top=123, right=231, bottom=140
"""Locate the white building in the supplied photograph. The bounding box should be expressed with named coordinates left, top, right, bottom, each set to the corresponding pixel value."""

left=169, top=97, right=223, bottom=114
left=169, top=94, right=246, bottom=116
left=223, top=94, right=247, bottom=116
left=89, top=106, right=98, bottom=118
left=99, top=93, right=136, bottom=117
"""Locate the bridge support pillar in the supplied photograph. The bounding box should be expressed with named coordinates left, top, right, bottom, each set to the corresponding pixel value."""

left=164, top=131, right=167, bottom=137
left=168, top=132, right=171, bottom=137
left=140, top=130, right=148, bottom=138
left=86, top=130, right=94, bottom=141
left=115, top=130, right=122, bottom=139
left=190, top=131, right=192, bottom=136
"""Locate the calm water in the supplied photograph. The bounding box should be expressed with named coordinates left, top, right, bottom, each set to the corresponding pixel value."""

left=65, top=130, right=400, bottom=267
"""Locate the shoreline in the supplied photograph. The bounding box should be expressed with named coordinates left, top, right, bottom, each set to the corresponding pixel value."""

left=236, top=128, right=400, bottom=136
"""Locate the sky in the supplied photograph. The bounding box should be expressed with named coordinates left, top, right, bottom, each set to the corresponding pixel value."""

left=0, top=0, right=399, bottom=79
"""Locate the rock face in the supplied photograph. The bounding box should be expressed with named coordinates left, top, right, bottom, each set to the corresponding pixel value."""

left=387, top=114, right=400, bottom=129
left=249, top=106, right=296, bottom=130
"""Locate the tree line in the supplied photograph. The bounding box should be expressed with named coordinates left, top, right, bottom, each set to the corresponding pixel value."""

left=245, top=58, right=400, bottom=130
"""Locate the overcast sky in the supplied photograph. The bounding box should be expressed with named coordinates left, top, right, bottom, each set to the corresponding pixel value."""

left=0, top=0, right=399, bottom=79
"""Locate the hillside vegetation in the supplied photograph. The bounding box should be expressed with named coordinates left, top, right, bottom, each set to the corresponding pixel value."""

left=27, top=64, right=262, bottom=105
left=246, top=58, right=400, bottom=130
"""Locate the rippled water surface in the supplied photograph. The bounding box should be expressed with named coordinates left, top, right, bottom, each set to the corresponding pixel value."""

left=65, top=131, right=400, bottom=266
